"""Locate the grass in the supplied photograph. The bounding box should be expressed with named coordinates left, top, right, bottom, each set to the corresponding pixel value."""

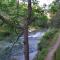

left=55, top=46, right=60, bottom=60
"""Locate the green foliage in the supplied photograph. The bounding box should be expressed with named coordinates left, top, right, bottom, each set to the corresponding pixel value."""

left=31, top=5, right=48, bottom=28
left=0, top=31, right=11, bottom=37
left=55, top=46, right=60, bottom=60
left=49, top=1, right=60, bottom=14
left=37, top=48, right=48, bottom=60
left=0, top=0, right=28, bottom=33
left=49, top=0, right=60, bottom=28
left=34, top=15, right=48, bottom=28
left=0, top=0, right=48, bottom=33
left=37, top=28, right=58, bottom=60
left=38, top=28, right=58, bottom=49
left=50, top=10, right=60, bottom=28
left=43, top=29, right=58, bottom=39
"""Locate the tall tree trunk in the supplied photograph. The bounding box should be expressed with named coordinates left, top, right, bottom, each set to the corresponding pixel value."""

left=23, top=22, right=29, bottom=60
left=28, top=0, right=32, bottom=19
left=23, top=0, right=32, bottom=60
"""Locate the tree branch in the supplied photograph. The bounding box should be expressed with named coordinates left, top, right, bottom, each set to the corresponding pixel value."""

left=0, top=14, right=23, bottom=30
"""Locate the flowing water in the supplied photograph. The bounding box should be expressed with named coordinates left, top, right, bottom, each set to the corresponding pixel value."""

left=11, top=30, right=45, bottom=60
left=0, top=30, right=46, bottom=60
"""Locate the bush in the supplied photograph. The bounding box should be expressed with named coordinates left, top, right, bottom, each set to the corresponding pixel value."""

left=37, top=48, right=48, bottom=60
left=43, top=29, right=57, bottom=39
left=55, top=46, right=60, bottom=60
left=38, top=29, right=58, bottom=50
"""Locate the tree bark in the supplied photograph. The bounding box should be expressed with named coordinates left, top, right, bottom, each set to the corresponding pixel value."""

left=28, top=0, right=32, bottom=20
left=23, top=22, right=29, bottom=60
left=23, top=0, right=32, bottom=60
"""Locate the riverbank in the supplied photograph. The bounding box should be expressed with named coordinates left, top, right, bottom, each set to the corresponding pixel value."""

left=36, top=28, right=59, bottom=60
left=45, top=35, right=60, bottom=60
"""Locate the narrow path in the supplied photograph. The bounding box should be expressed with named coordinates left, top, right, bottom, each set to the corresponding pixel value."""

left=45, top=35, right=60, bottom=60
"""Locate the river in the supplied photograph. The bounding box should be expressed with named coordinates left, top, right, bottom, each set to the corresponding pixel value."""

left=0, top=30, right=46, bottom=60
left=11, top=30, right=46, bottom=60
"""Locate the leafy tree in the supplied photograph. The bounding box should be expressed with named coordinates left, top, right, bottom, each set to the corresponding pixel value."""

left=49, top=0, right=60, bottom=28
left=0, top=0, right=48, bottom=60
left=49, top=0, right=60, bottom=14
left=31, top=5, right=48, bottom=28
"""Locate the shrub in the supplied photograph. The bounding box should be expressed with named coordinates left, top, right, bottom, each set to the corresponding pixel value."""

left=38, top=28, right=58, bottom=51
